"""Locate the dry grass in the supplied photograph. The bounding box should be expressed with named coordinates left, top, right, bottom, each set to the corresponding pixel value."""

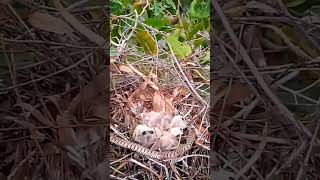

left=0, top=1, right=107, bottom=180
left=211, top=0, right=320, bottom=179
left=110, top=56, right=210, bottom=179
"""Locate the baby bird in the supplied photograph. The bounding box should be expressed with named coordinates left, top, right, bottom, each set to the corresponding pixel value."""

left=140, top=111, right=161, bottom=128
left=159, top=130, right=180, bottom=151
left=132, top=124, right=157, bottom=148
left=168, top=127, right=183, bottom=137
left=160, top=112, right=174, bottom=131
left=158, top=116, right=187, bottom=151
left=141, top=111, right=173, bottom=131
left=137, top=112, right=188, bottom=151
left=169, top=115, right=187, bottom=130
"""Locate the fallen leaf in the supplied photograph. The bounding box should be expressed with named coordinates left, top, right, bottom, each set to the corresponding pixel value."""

left=152, top=91, right=165, bottom=112
left=91, top=97, right=107, bottom=119
left=56, top=114, right=78, bottom=147
left=28, top=11, right=74, bottom=35
left=152, top=91, right=176, bottom=114
left=65, top=145, right=85, bottom=168
left=16, top=103, right=55, bottom=127
left=172, top=86, right=189, bottom=100
left=127, top=78, right=154, bottom=110
left=68, top=70, right=107, bottom=113
left=46, top=95, right=64, bottom=114
left=53, top=0, right=105, bottom=46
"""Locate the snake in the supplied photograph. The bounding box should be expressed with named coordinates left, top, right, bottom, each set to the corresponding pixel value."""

left=110, top=127, right=196, bottom=160
left=62, top=70, right=196, bottom=160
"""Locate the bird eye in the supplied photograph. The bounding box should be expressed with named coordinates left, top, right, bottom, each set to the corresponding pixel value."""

left=141, top=131, right=146, bottom=136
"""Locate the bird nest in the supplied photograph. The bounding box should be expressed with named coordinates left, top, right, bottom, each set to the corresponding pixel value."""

left=110, top=59, right=210, bottom=178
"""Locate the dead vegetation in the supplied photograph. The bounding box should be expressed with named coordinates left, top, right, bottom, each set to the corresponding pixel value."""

left=110, top=56, right=209, bottom=179
left=0, top=1, right=107, bottom=180
left=211, top=0, right=320, bottom=179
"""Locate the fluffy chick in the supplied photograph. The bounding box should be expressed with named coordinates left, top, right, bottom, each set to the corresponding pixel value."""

left=140, top=111, right=161, bottom=128
left=141, top=111, right=173, bottom=131
left=159, top=117, right=187, bottom=151
left=168, top=127, right=183, bottom=137
left=160, top=112, right=174, bottom=131
left=132, top=124, right=157, bottom=148
left=169, top=115, right=187, bottom=130
left=159, top=131, right=179, bottom=151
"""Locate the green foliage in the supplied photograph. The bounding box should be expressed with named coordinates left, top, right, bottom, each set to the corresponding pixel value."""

left=200, top=51, right=210, bottom=65
left=148, top=0, right=178, bottom=16
left=111, top=0, right=133, bottom=15
left=189, top=0, right=210, bottom=18
left=166, top=0, right=176, bottom=10
left=136, top=26, right=158, bottom=56
left=149, top=2, right=165, bottom=16
left=110, top=1, right=123, bottom=15
left=166, top=31, right=192, bottom=59
left=144, top=17, right=170, bottom=30
left=110, top=0, right=210, bottom=58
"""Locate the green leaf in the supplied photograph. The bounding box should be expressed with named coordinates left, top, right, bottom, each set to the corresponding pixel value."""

left=136, top=28, right=158, bottom=56
left=111, top=0, right=123, bottom=15
left=144, top=17, right=170, bottom=29
left=188, top=20, right=205, bottom=39
left=166, top=33, right=192, bottom=59
left=193, top=37, right=205, bottom=47
left=180, top=0, right=194, bottom=13
left=166, top=0, right=176, bottom=10
left=133, top=2, right=143, bottom=14
left=189, top=0, right=210, bottom=18
left=150, top=2, right=164, bottom=16
left=200, top=51, right=210, bottom=65
left=121, top=0, right=132, bottom=8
